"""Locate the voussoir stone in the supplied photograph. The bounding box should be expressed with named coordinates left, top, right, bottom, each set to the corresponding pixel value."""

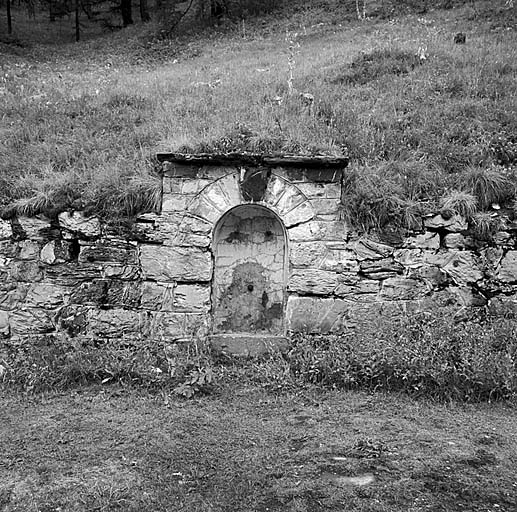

left=140, top=245, right=212, bottom=282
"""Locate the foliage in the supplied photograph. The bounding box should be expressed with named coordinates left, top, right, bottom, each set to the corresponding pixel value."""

left=286, top=315, right=517, bottom=402
left=0, top=335, right=215, bottom=396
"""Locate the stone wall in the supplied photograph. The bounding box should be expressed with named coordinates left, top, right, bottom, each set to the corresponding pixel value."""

left=1, top=160, right=517, bottom=352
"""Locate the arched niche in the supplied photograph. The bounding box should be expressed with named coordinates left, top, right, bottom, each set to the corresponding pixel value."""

left=211, top=204, right=288, bottom=336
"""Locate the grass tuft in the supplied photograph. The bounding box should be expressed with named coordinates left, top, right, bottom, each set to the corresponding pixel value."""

left=441, top=190, right=478, bottom=219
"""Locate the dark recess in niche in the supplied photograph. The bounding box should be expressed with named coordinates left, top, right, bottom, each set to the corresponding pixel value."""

left=240, top=168, right=271, bottom=202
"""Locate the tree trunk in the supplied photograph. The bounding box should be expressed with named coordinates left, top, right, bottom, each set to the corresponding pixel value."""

left=121, top=0, right=133, bottom=26
left=75, top=0, right=80, bottom=41
left=140, top=0, right=150, bottom=22
left=7, top=0, right=12, bottom=34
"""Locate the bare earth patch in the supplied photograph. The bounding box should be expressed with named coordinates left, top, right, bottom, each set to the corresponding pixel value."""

left=1, top=385, right=516, bottom=511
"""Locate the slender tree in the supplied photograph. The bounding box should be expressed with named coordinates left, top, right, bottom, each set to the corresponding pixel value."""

left=120, top=0, right=133, bottom=26
left=75, top=0, right=80, bottom=41
left=7, top=0, right=12, bottom=34
left=140, top=0, right=150, bottom=22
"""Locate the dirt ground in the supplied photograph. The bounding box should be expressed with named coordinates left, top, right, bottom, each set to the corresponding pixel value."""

left=1, top=384, right=516, bottom=512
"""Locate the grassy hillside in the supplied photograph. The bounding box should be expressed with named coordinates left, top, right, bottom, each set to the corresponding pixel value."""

left=1, top=0, right=516, bottom=227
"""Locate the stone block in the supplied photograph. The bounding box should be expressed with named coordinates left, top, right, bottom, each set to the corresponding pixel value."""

left=334, top=279, right=380, bottom=300
left=303, top=168, right=343, bottom=183
left=181, top=178, right=213, bottom=195
left=288, top=269, right=339, bottom=295
left=78, top=241, right=137, bottom=265
left=288, top=221, right=322, bottom=242
left=174, top=284, right=211, bottom=312
left=353, top=238, right=394, bottom=260
left=40, top=240, right=75, bottom=265
left=275, top=187, right=305, bottom=215
left=263, top=175, right=287, bottom=207
left=286, top=296, right=381, bottom=333
left=162, top=162, right=200, bottom=178
left=297, top=182, right=341, bottom=199
left=0, top=219, right=12, bottom=240
left=56, top=305, right=89, bottom=336
left=162, top=193, right=194, bottom=212
left=289, top=242, right=327, bottom=267
left=9, top=260, right=43, bottom=282
left=140, top=245, right=212, bottom=282
left=0, top=284, right=30, bottom=311
left=404, top=232, right=440, bottom=250
left=310, top=198, right=341, bottom=216
left=442, top=251, right=483, bottom=285
left=393, top=249, right=424, bottom=269
left=321, top=248, right=359, bottom=272
left=88, top=308, right=148, bottom=338
left=10, top=308, right=55, bottom=336
left=497, top=251, right=517, bottom=283
left=58, top=212, right=101, bottom=238
left=16, top=216, right=51, bottom=239
left=188, top=194, right=224, bottom=224
left=282, top=201, right=315, bottom=227
left=45, top=263, right=101, bottom=286
left=360, top=258, right=403, bottom=275
left=151, top=312, right=187, bottom=339
left=17, top=240, right=41, bottom=260
left=380, top=277, right=430, bottom=301
left=216, top=173, right=242, bottom=207
left=102, top=264, right=141, bottom=280
left=424, top=214, right=467, bottom=232
left=0, top=310, right=9, bottom=337
left=443, top=233, right=466, bottom=250
left=26, top=283, right=71, bottom=309
left=141, top=281, right=175, bottom=311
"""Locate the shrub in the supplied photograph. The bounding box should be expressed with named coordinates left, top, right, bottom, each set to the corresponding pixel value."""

left=286, top=315, right=517, bottom=402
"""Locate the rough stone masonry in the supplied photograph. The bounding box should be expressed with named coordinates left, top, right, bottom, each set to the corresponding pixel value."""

left=1, top=153, right=517, bottom=355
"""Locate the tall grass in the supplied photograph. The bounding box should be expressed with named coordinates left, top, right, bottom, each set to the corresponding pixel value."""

left=1, top=0, right=516, bottom=226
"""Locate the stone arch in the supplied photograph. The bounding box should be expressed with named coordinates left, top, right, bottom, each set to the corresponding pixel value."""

left=211, top=204, right=288, bottom=336
left=183, top=171, right=316, bottom=231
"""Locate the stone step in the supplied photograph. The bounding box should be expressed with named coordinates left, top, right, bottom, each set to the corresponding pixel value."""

left=210, top=334, right=289, bottom=357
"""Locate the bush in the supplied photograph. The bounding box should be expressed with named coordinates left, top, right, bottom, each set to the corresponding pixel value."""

left=286, top=315, right=517, bottom=402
